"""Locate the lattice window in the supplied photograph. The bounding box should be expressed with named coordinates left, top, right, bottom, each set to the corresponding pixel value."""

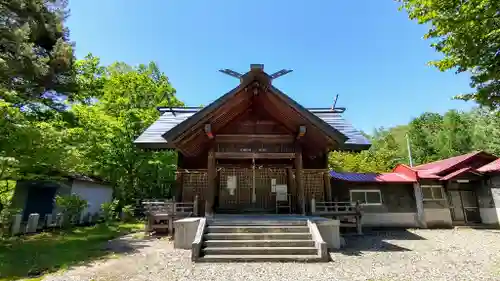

left=218, top=167, right=290, bottom=211
left=219, top=168, right=252, bottom=208
left=181, top=170, right=208, bottom=202
left=301, top=169, right=326, bottom=201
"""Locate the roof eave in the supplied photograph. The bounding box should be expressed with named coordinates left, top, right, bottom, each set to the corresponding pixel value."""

left=134, top=141, right=175, bottom=149
left=336, top=143, right=371, bottom=152
left=268, top=85, right=349, bottom=144
left=161, top=82, right=249, bottom=142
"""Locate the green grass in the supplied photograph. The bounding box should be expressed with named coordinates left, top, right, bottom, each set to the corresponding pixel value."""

left=0, top=222, right=144, bottom=281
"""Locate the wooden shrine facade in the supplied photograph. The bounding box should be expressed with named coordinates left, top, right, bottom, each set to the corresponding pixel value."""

left=135, top=64, right=371, bottom=214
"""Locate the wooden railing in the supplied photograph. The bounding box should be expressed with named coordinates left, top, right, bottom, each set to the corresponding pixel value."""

left=310, top=199, right=363, bottom=234
left=142, top=196, right=199, bottom=217
left=311, top=200, right=361, bottom=215
left=142, top=196, right=199, bottom=234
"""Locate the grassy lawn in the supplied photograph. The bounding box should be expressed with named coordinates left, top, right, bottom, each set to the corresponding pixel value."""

left=0, top=222, right=144, bottom=281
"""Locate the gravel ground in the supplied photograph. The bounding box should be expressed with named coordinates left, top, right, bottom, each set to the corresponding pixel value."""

left=42, top=228, right=500, bottom=281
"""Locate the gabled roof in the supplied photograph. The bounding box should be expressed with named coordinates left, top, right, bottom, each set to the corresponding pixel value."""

left=329, top=171, right=416, bottom=183
left=159, top=80, right=348, bottom=146
left=439, top=167, right=477, bottom=181
left=135, top=65, right=371, bottom=152
left=477, top=158, right=500, bottom=173
left=135, top=107, right=371, bottom=150
left=393, top=151, right=498, bottom=180
left=412, top=151, right=485, bottom=176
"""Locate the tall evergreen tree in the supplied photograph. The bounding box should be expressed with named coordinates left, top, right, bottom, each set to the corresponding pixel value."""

left=0, top=0, right=76, bottom=110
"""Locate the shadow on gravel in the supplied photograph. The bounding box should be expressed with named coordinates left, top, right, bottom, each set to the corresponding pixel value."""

left=338, top=229, right=424, bottom=256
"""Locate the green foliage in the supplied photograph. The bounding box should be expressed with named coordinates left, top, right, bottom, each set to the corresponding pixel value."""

left=0, top=222, right=143, bottom=280
left=0, top=0, right=78, bottom=110
left=0, top=181, right=15, bottom=212
left=330, top=107, right=500, bottom=172
left=120, top=205, right=135, bottom=222
left=0, top=208, right=21, bottom=236
left=55, top=194, right=88, bottom=226
left=398, top=0, right=500, bottom=108
left=68, top=57, right=181, bottom=203
left=0, top=52, right=183, bottom=208
left=101, top=199, right=119, bottom=222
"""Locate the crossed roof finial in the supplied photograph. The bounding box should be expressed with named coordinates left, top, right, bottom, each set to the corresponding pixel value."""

left=219, top=64, right=293, bottom=81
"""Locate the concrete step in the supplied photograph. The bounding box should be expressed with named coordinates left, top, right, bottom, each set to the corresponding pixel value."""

left=198, top=254, right=324, bottom=263
left=206, top=225, right=310, bottom=233
left=204, top=232, right=312, bottom=240
left=203, top=246, right=317, bottom=255
left=209, top=220, right=307, bottom=226
left=204, top=239, right=315, bottom=248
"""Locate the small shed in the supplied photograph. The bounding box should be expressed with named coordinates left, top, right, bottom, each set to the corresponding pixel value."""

left=11, top=175, right=113, bottom=221
left=329, top=171, right=419, bottom=227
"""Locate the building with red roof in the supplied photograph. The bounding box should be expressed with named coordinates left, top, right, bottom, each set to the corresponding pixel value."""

left=478, top=158, right=500, bottom=174
left=329, top=151, right=500, bottom=228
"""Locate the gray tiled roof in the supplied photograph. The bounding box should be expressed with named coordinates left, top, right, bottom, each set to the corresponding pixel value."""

left=310, top=110, right=371, bottom=148
left=134, top=107, right=371, bottom=150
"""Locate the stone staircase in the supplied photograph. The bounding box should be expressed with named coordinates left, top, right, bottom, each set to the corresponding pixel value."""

left=195, top=218, right=328, bottom=262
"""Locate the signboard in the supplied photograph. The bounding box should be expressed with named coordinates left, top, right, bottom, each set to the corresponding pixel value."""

left=275, top=184, right=288, bottom=201
left=227, top=176, right=237, bottom=196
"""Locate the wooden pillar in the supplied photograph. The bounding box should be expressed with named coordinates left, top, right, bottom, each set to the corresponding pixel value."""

left=207, top=147, right=216, bottom=215
left=175, top=172, right=183, bottom=203
left=414, top=183, right=427, bottom=228
left=324, top=172, right=332, bottom=202
left=287, top=168, right=296, bottom=213
left=175, top=152, right=184, bottom=202
left=194, top=195, right=199, bottom=216
left=295, top=144, right=305, bottom=215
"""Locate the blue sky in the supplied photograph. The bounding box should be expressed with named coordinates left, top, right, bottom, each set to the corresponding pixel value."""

left=66, top=0, right=474, bottom=133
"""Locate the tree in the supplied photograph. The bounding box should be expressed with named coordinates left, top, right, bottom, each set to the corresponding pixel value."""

left=399, top=0, right=500, bottom=108
left=70, top=56, right=183, bottom=203
left=436, top=110, right=473, bottom=158
left=329, top=128, right=404, bottom=173
left=407, top=112, right=443, bottom=165
left=470, top=108, right=500, bottom=155
left=0, top=0, right=77, bottom=110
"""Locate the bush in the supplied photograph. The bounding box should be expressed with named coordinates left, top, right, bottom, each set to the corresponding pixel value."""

left=0, top=208, right=21, bottom=235
left=101, top=199, right=119, bottom=222
left=120, top=204, right=135, bottom=222
left=55, top=194, right=88, bottom=227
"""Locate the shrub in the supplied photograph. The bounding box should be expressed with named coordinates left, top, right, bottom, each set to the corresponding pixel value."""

left=0, top=208, right=21, bottom=235
left=101, top=199, right=119, bottom=222
left=120, top=204, right=135, bottom=222
left=55, top=194, right=88, bottom=227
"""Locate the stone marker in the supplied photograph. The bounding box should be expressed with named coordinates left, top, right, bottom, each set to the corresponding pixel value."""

left=55, top=213, right=64, bottom=228
left=45, top=214, right=53, bottom=227
left=79, top=211, right=86, bottom=225
left=25, top=213, right=39, bottom=233
left=11, top=214, right=22, bottom=236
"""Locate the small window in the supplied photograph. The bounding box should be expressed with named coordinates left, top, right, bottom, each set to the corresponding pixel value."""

left=350, top=190, right=382, bottom=205
left=421, top=185, right=445, bottom=201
